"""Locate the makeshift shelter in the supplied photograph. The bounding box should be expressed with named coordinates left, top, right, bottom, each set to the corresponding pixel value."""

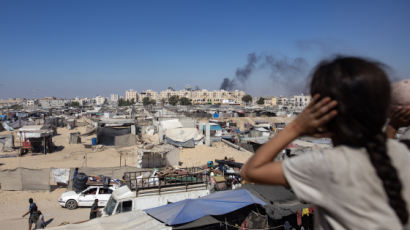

left=69, top=132, right=81, bottom=144
left=172, top=215, right=220, bottom=229
left=144, top=189, right=265, bottom=225
left=165, top=128, right=203, bottom=148
left=0, top=134, right=14, bottom=152
left=47, top=210, right=171, bottom=230
left=97, top=119, right=136, bottom=147
left=243, top=184, right=312, bottom=220
left=18, top=125, right=54, bottom=154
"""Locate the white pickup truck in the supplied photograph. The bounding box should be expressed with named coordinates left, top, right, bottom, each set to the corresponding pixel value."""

left=58, top=185, right=118, bottom=209
left=101, top=184, right=209, bottom=216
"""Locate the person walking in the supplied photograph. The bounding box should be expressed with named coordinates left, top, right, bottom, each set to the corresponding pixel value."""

left=22, top=198, right=37, bottom=230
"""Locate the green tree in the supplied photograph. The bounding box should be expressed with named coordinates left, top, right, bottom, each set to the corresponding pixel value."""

left=150, top=99, right=157, bottom=105
left=118, top=98, right=134, bottom=106
left=168, top=95, right=179, bottom=106
left=118, top=98, right=125, bottom=106
left=69, top=101, right=80, bottom=107
left=242, top=94, right=252, bottom=105
left=256, top=97, right=265, bottom=105
left=179, top=97, right=192, bottom=105
left=142, top=97, right=151, bottom=106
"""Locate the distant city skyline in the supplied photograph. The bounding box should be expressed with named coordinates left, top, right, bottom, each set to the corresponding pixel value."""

left=1, top=1, right=409, bottom=98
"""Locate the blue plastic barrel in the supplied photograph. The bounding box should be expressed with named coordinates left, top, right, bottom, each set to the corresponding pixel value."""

left=91, top=138, right=97, bottom=145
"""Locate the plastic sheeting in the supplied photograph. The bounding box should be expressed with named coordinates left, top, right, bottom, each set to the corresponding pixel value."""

left=243, top=184, right=312, bottom=220
left=51, top=168, right=70, bottom=185
left=144, top=189, right=266, bottom=225
left=47, top=210, right=171, bottom=230
left=0, top=168, right=50, bottom=191
left=160, top=119, right=183, bottom=131
left=165, top=137, right=195, bottom=148
left=165, top=128, right=203, bottom=143
left=202, top=123, right=222, bottom=131
left=1, top=122, right=13, bottom=131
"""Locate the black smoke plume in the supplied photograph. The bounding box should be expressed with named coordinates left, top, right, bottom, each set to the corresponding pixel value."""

left=220, top=52, right=309, bottom=94
left=220, top=78, right=236, bottom=91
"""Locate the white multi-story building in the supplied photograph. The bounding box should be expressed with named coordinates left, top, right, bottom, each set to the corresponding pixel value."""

left=125, top=90, right=138, bottom=102
left=110, top=94, right=119, bottom=102
left=26, top=99, right=37, bottom=107
left=123, top=88, right=246, bottom=105
left=140, top=89, right=159, bottom=101
left=293, top=94, right=311, bottom=108
left=95, top=96, right=106, bottom=106
left=39, top=97, right=66, bottom=108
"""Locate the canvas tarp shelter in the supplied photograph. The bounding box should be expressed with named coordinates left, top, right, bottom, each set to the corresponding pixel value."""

left=172, top=215, right=220, bottom=229
left=47, top=210, right=171, bottom=230
left=165, top=137, right=195, bottom=148
left=144, top=189, right=266, bottom=225
left=165, top=128, right=203, bottom=148
left=0, top=167, right=50, bottom=191
left=243, top=184, right=312, bottom=220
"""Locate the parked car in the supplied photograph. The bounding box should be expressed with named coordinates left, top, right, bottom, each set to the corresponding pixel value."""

left=58, top=186, right=117, bottom=210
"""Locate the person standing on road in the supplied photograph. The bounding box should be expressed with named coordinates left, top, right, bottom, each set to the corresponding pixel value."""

left=90, top=199, right=99, bottom=220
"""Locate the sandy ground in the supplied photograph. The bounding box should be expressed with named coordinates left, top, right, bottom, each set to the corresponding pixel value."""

left=0, top=126, right=138, bottom=230
left=179, top=142, right=252, bottom=167
left=0, top=126, right=137, bottom=169
left=0, top=188, right=90, bottom=230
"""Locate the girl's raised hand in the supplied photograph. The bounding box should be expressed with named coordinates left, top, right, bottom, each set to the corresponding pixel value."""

left=291, top=94, right=338, bottom=136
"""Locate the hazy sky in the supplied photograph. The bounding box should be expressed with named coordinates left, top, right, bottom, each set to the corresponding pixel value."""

left=1, top=0, right=409, bottom=98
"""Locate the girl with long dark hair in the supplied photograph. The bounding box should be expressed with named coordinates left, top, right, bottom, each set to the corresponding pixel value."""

left=241, top=57, right=410, bottom=229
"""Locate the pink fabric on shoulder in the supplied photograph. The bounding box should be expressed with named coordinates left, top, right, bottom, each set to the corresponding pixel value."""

left=391, top=79, right=410, bottom=106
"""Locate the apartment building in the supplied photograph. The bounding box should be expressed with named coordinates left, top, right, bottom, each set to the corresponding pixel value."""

left=95, top=96, right=106, bottom=106
left=293, top=95, right=311, bottom=108
left=110, top=94, right=119, bottom=102
left=140, top=89, right=159, bottom=101
left=125, top=90, right=138, bottom=102
left=124, top=88, right=246, bottom=105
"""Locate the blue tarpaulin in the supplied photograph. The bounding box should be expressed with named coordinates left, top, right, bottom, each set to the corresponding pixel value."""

left=202, top=124, right=222, bottom=131
left=144, top=189, right=266, bottom=225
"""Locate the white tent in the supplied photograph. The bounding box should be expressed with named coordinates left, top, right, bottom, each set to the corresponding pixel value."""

left=48, top=210, right=171, bottom=230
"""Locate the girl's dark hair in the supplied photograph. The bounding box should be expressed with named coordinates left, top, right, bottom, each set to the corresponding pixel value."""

left=310, top=56, right=408, bottom=225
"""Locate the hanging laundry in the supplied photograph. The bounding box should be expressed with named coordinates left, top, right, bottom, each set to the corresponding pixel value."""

left=302, top=208, right=310, bottom=216
left=297, top=210, right=302, bottom=226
